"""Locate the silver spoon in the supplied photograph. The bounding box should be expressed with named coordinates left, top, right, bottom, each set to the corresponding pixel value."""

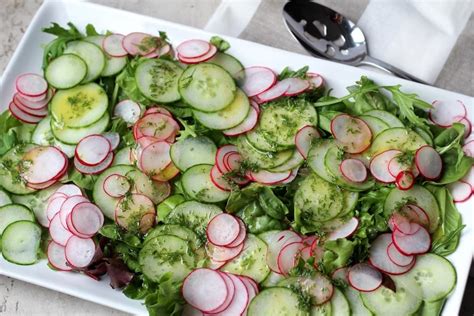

left=283, top=0, right=428, bottom=84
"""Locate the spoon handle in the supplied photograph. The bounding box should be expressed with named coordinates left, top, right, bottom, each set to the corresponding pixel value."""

left=358, top=56, right=429, bottom=85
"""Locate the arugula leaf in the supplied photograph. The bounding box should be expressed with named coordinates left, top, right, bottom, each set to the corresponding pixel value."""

left=0, top=111, right=22, bottom=155
left=85, top=23, right=99, bottom=36
left=384, top=85, right=431, bottom=129
left=348, top=77, right=394, bottom=115
left=42, top=22, right=83, bottom=68
left=314, top=76, right=380, bottom=107
left=278, top=66, right=309, bottom=80
left=210, top=36, right=230, bottom=52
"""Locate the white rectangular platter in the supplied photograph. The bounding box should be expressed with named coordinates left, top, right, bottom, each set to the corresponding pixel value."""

left=0, top=1, right=472, bottom=315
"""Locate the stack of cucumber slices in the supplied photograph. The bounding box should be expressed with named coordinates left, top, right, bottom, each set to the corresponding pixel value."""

left=0, top=22, right=472, bottom=316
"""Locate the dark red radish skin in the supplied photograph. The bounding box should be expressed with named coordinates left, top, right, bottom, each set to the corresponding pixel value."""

left=65, top=236, right=96, bottom=269
left=9, top=101, right=43, bottom=124
left=330, top=114, right=372, bottom=154
left=206, top=242, right=244, bottom=262
left=369, top=149, right=403, bottom=183
left=266, top=230, right=303, bottom=273
left=210, top=165, right=232, bottom=192
left=392, top=225, right=431, bottom=255
left=388, top=154, right=419, bottom=178
left=207, top=214, right=241, bottom=247
left=176, top=39, right=210, bottom=58
left=139, top=141, right=172, bottom=176
left=114, top=99, right=141, bottom=125
left=415, top=145, right=442, bottom=180
left=49, top=213, right=73, bottom=246
left=256, top=80, right=290, bottom=102
left=75, top=134, right=111, bottom=166
left=215, top=145, right=238, bottom=174
left=214, top=274, right=249, bottom=315
left=395, top=170, right=415, bottom=191
left=134, top=113, right=179, bottom=141
left=13, top=90, right=52, bottom=110
left=207, top=272, right=236, bottom=314
left=280, top=167, right=299, bottom=185
left=454, top=116, right=473, bottom=138
left=178, top=45, right=218, bottom=64
left=277, top=241, right=305, bottom=275
left=144, top=106, right=173, bottom=117
left=248, top=169, right=292, bottom=185
left=26, top=179, right=57, bottom=190
left=447, top=180, right=473, bottom=203
left=122, top=32, right=158, bottom=56
left=283, top=78, right=310, bottom=96
left=103, top=34, right=128, bottom=57
left=369, top=234, right=416, bottom=275
left=226, top=218, right=247, bottom=248
left=339, top=159, right=368, bottom=183
left=237, top=66, right=277, bottom=97
left=307, top=72, right=324, bottom=88
left=16, top=73, right=48, bottom=97
left=463, top=140, right=474, bottom=158
left=47, top=241, right=73, bottom=271
left=55, top=184, right=83, bottom=197
left=223, top=106, right=259, bottom=136
left=295, top=125, right=320, bottom=159
left=47, top=196, right=67, bottom=221
left=74, top=152, right=114, bottom=175
left=387, top=242, right=415, bottom=267
left=327, top=217, right=359, bottom=241
left=429, top=100, right=467, bottom=127
left=348, top=263, right=383, bottom=292
left=60, top=195, right=89, bottom=229
left=70, top=202, right=104, bottom=236
left=13, top=98, right=48, bottom=117
left=182, top=269, right=229, bottom=312
left=103, top=174, right=130, bottom=198
left=20, top=146, right=66, bottom=184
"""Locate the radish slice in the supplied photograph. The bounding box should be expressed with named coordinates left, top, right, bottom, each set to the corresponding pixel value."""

left=331, top=267, right=348, bottom=283
left=226, top=218, right=247, bottom=248
left=248, top=169, right=291, bottom=185
left=369, top=234, right=416, bottom=275
left=388, top=213, right=421, bottom=235
left=9, top=101, right=43, bottom=124
left=75, top=134, right=111, bottom=166
left=395, top=170, right=415, bottom=190
left=65, top=236, right=96, bottom=268
left=210, top=165, right=232, bottom=192
left=74, top=152, right=114, bottom=175
left=266, top=230, right=302, bottom=273
left=300, top=246, right=312, bottom=261
left=302, top=235, right=317, bottom=246
left=139, top=141, right=171, bottom=175
left=307, top=73, right=324, bottom=88
left=237, top=66, right=277, bottom=97
left=215, top=274, right=249, bottom=316
left=207, top=214, right=241, bottom=247
left=47, top=196, right=67, bottom=221
left=256, top=80, right=290, bottom=102
left=280, top=167, right=299, bottom=184
left=159, top=44, right=172, bottom=57
left=70, top=202, right=104, bottom=236
left=387, top=242, right=414, bottom=267
left=27, top=179, right=57, bottom=190
left=215, top=145, right=238, bottom=173
left=401, top=204, right=430, bottom=229
left=55, top=184, right=83, bottom=197
left=134, top=113, right=179, bottom=141
left=103, top=174, right=130, bottom=198
left=340, top=159, right=368, bottom=183
left=461, top=166, right=474, bottom=188
left=60, top=195, right=89, bottom=229
left=392, top=224, right=431, bottom=255
left=206, top=242, right=244, bottom=262
left=13, top=90, right=52, bottom=110
left=455, top=116, right=472, bottom=138
left=14, top=98, right=48, bottom=117
left=138, top=212, right=156, bottom=234
left=369, top=149, right=402, bottom=183
left=348, top=263, right=382, bottom=292
left=388, top=154, right=419, bottom=178
left=151, top=162, right=180, bottom=182
left=415, top=145, right=442, bottom=180
left=331, top=114, right=372, bottom=153
left=207, top=272, right=235, bottom=314
left=327, top=217, right=359, bottom=241
left=240, top=275, right=258, bottom=302
left=224, top=152, right=242, bottom=173
left=103, top=34, right=128, bottom=57
left=16, top=73, right=48, bottom=97
left=447, top=180, right=472, bottom=203
left=114, top=99, right=141, bottom=125
left=182, top=269, right=229, bottom=312
left=283, top=78, right=310, bottom=96
left=208, top=258, right=226, bottom=270
left=48, top=192, right=67, bottom=204
left=295, top=125, right=320, bottom=159
left=122, top=32, right=157, bottom=56
left=306, top=273, right=334, bottom=305
left=463, top=140, right=474, bottom=158
left=177, top=39, right=210, bottom=58
left=103, top=132, right=120, bottom=151
left=115, top=194, right=155, bottom=230
left=21, top=146, right=66, bottom=184
left=66, top=212, right=90, bottom=239
left=223, top=106, right=259, bottom=136
left=178, top=45, right=217, bottom=64
left=49, top=213, right=73, bottom=246
left=145, top=106, right=173, bottom=117
left=277, top=242, right=305, bottom=275
left=429, top=100, right=466, bottom=127
left=47, top=241, right=72, bottom=271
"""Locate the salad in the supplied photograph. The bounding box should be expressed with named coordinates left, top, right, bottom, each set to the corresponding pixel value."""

left=0, top=22, right=473, bottom=316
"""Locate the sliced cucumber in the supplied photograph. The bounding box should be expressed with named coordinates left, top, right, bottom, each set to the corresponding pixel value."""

left=64, top=40, right=106, bottom=82
left=311, top=301, right=332, bottom=315
left=51, top=113, right=110, bottom=145
left=330, top=288, right=350, bottom=316
left=170, top=136, right=217, bottom=171
left=193, top=88, right=250, bottom=130
left=359, top=115, right=389, bottom=137
left=269, top=150, right=304, bottom=172
left=1, top=221, right=41, bottom=265
left=32, top=117, right=76, bottom=157
left=307, top=139, right=335, bottom=183
left=221, top=234, right=270, bottom=283
left=0, top=204, right=34, bottom=235
left=84, top=35, right=127, bottom=77
left=45, top=54, right=87, bottom=89
left=0, top=144, right=37, bottom=195
left=383, top=185, right=440, bottom=233
left=181, top=164, right=230, bottom=203
left=156, top=194, right=186, bottom=221
left=319, top=111, right=342, bottom=133
left=139, top=234, right=195, bottom=282
left=50, top=83, right=108, bottom=128
left=113, top=146, right=134, bottom=166
left=144, top=224, right=200, bottom=250
left=367, top=127, right=426, bottom=157
left=207, top=52, right=244, bottom=80
left=246, top=127, right=286, bottom=152
left=125, top=170, right=168, bottom=205
left=343, top=286, right=372, bottom=316
left=236, top=137, right=293, bottom=170
left=179, top=63, right=236, bottom=112
left=364, top=110, right=404, bottom=128
left=0, top=189, right=12, bottom=207
left=247, top=287, right=307, bottom=316
left=135, top=59, right=183, bottom=103
left=419, top=299, right=445, bottom=316
left=261, top=270, right=286, bottom=288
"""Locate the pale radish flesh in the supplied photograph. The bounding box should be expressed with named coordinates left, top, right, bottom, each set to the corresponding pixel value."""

left=307, top=273, right=334, bottom=305
left=60, top=195, right=89, bottom=229
left=248, top=169, right=291, bottom=185
left=207, top=272, right=235, bottom=314
left=339, top=158, right=368, bottom=183
left=115, top=194, right=155, bottom=230
left=400, top=204, right=430, bottom=229
left=134, top=113, right=178, bottom=141
left=102, top=132, right=120, bottom=151
left=144, top=106, right=172, bottom=117
left=47, top=196, right=67, bottom=221
left=295, top=125, right=320, bottom=159
left=49, top=213, right=73, bottom=246
left=415, top=145, right=442, bottom=179
left=122, top=32, right=157, bottom=56
left=330, top=114, right=372, bottom=153
left=455, top=116, right=472, bottom=138
left=55, top=184, right=83, bottom=197
left=139, top=141, right=171, bottom=175
left=215, top=145, right=238, bottom=173
left=388, top=154, right=419, bottom=178
left=71, top=202, right=104, bottom=236
left=176, top=39, right=210, bottom=58
left=277, top=241, right=305, bottom=275
left=16, top=73, right=48, bottom=97
left=429, top=100, right=466, bottom=127
left=47, top=241, right=72, bottom=271
left=114, top=99, right=141, bottom=125
left=9, top=101, right=43, bottom=123
left=178, top=45, right=217, bottom=64
left=103, top=174, right=130, bottom=198
left=447, top=180, right=472, bottom=202
left=223, top=106, right=259, bottom=136
left=13, top=90, right=52, bottom=110
left=395, top=170, right=415, bottom=190
left=14, top=98, right=48, bottom=117
left=283, top=77, right=310, bottom=96
left=369, top=234, right=416, bottom=275
left=225, top=218, right=247, bottom=248
left=74, top=152, right=114, bottom=175
left=214, top=274, right=249, bottom=316
left=207, top=214, right=241, bottom=246
left=387, top=242, right=414, bottom=267
left=66, top=212, right=90, bottom=239
left=206, top=242, right=244, bottom=262
left=182, top=269, right=228, bottom=312
left=210, top=165, right=232, bottom=191
left=307, top=73, right=324, bottom=88
left=331, top=267, right=348, bottom=283
left=369, top=149, right=402, bottom=183
left=20, top=146, right=66, bottom=184
left=237, top=66, right=276, bottom=97
left=103, top=34, right=128, bottom=57
left=48, top=192, right=67, bottom=202
left=27, top=179, right=57, bottom=190
left=76, top=134, right=111, bottom=166
left=65, top=236, right=96, bottom=268
left=256, top=80, right=290, bottom=102
left=327, top=217, right=359, bottom=241
left=280, top=167, right=299, bottom=184
left=463, top=140, right=474, bottom=158
left=348, top=263, right=382, bottom=292
left=392, top=224, right=431, bottom=255
left=224, top=152, right=242, bottom=172
left=388, top=213, right=421, bottom=235
left=266, top=230, right=302, bottom=273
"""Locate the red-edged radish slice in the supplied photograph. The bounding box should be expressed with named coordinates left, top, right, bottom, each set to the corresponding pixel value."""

left=66, top=212, right=90, bottom=239
left=75, top=134, right=111, bottom=166
left=49, top=213, right=73, bottom=246
left=392, top=224, right=431, bottom=255
left=103, top=34, right=128, bottom=57
left=283, top=78, right=310, bottom=96
left=210, top=165, right=232, bottom=192
left=248, top=169, right=292, bottom=185
left=215, top=274, right=249, bottom=316
left=266, top=230, right=302, bottom=273
left=207, top=272, right=236, bottom=314
left=369, top=234, right=416, bottom=275
left=447, top=180, right=473, bottom=203
left=240, top=275, right=258, bottom=300
left=306, top=273, right=334, bottom=305
left=27, top=179, right=57, bottom=190
left=307, top=72, right=324, bottom=88
left=103, top=174, right=130, bottom=198
left=114, top=194, right=155, bottom=230
left=250, top=99, right=260, bottom=114
left=455, top=116, right=473, bottom=138
left=369, top=149, right=402, bottom=183
left=47, top=241, right=72, bottom=271
left=277, top=241, right=305, bottom=275
left=401, top=204, right=430, bottom=229
left=122, top=32, right=158, bottom=56
left=331, top=267, right=348, bottom=283
left=415, top=145, right=442, bottom=180
left=300, top=246, right=312, bottom=261
left=280, top=167, right=299, bottom=185
left=176, top=39, right=210, bottom=58
left=55, top=184, right=83, bottom=197
left=388, top=154, right=419, bottom=178
left=215, top=145, right=238, bottom=173
left=339, top=159, right=368, bottom=183
left=388, top=213, right=421, bottom=235
left=387, top=242, right=415, bottom=267
left=59, top=195, right=89, bottom=229
left=461, top=166, right=474, bottom=188
left=13, top=98, right=48, bottom=117
left=65, top=236, right=96, bottom=268
left=429, top=100, right=466, bottom=127
left=48, top=192, right=67, bottom=204
left=208, top=258, right=227, bottom=270
left=70, top=202, right=104, bottom=236
left=74, top=152, right=114, bottom=175
left=256, top=80, right=290, bottom=102
left=139, top=141, right=171, bottom=175
left=226, top=218, right=247, bottom=248
left=16, top=73, right=48, bottom=97
left=223, top=106, right=259, bottom=136
left=178, top=45, right=218, bottom=64
left=134, top=113, right=179, bottom=141
left=114, top=99, right=141, bottom=125
left=327, top=217, right=359, bottom=241
left=21, top=146, right=66, bottom=184
left=182, top=269, right=229, bottom=312
left=47, top=196, right=67, bottom=221
left=159, top=44, right=172, bottom=57
left=331, top=114, right=372, bottom=153
left=224, top=152, right=242, bottom=172
left=463, top=140, right=474, bottom=158
left=13, top=90, right=52, bottom=110
left=9, top=101, right=43, bottom=124
left=311, top=242, right=325, bottom=264
left=138, top=212, right=156, bottom=234
left=145, top=106, right=173, bottom=117
left=295, top=125, right=320, bottom=159
left=348, top=263, right=382, bottom=292
left=103, top=132, right=120, bottom=151
left=151, top=162, right=180, bottom=182
left=207, top=214, right=241, bottom=247
left=302, top=235, right=317, bottom=246
left=395, top=170, right=415, bottom=190
left=206, top=242, right=244, bottom=262
left=237, top=66, right=277, bottom=97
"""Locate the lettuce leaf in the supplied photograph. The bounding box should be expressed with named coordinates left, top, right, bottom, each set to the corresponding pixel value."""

left=319, top=238, right=356, bottom=274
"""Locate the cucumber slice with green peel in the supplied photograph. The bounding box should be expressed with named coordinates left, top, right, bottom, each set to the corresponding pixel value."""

left=364, top=110, right=404, bottom=128
left=269, top=150, right=304, bottom=172
left=359, top=115, right=389, bottom=137
left=125, top=170, right=169, bottom=204
left=170, top=136, right=217, bottom=171
left=311, top=301, right=332, bottom=316
left=1, top=221, right=42, bottom=265
left=139, top=234, right=195, bottom=282
left=221, top=234, right=270, bottom=283
left=51, top=113, right=110, bottom=145
left=181, top=164, right=230, bottom=203
left=179, top=63, right=236, bottom=112
left=419, top=299, right=445, bottom=316
left=156, top=194, right=186, bottom=221
left=0, top=204, right=35, bottom=235
left=318, top=111, right=342, bottom=133
left=64, top=40, right=106, bottom=83
left=307, top=139, right=336, bottom=183
left=193, top=89, right=250, bottom=130
left=361, top=276, right=422, bottom=316
left=50, top=83, right=108, bottom=128
left=246, top=128, right=286, bottom=152
left=247, top=287, right=308, bottom=316
left=236, top=137, right=293, bottom=170
left=207, top=52, right=244, bottom=80
left=0, top=190, right=12, bottom=207
left=113, top=147, right=134, bottom=166
left=383, top=185, right=440, bottom=233
left=45, top=54, right=87, bottom=89
left=330, top=288, right=351, bottom=316
left=0, top=144, right=37, bottom=195
left=144, top=224, right=200, bottom=250
left=261, top=271, right=286, bottom=288
left=32, top=117, right=76, bottom=157
left=135, top=59, right=183, bottom=103
left=83, top=35, right=127, bottom=77
left=367, top=128, right=427, bottom=158
left=344, top=286, right=372, bottom=316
